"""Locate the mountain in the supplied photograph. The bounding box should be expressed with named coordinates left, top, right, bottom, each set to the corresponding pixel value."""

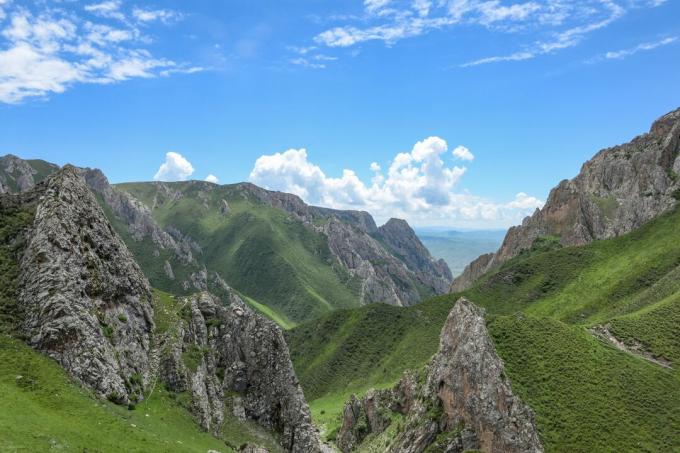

left=452, top=107, right=680, bottom=291
left=0, top=166, right=320, bottom=452
left=0, top=155, right=452, bottom=327
left=0, top=154, right=58, bottom=194
left=287, top=202, right=680, bottom=451
left=416, top=229, right=506, bottom=276
left=285, top=109, right=680, bottom=452
left=336, top=298, right=543, bottom=453
left=87, top=175, right=451, bottom=326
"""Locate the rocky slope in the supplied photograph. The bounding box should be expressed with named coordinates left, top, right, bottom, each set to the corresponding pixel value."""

left=0, top=154, right=58, bottom=194
left=452, top=107, right=680, bottom=291
left=337, top=298, right=542, bottom=453
left=0, top=166, right=321, bottom=451
left=17, top=165, right=155, bottom=405
left=160, top=291, right=320, bottom=452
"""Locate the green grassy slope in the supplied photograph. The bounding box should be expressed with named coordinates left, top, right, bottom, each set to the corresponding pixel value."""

left=287, top=206, right=680, bottom=449
left=0, top=157, right=58, bottom=193
left=113, top=181, right=362, bottom=325
left=0, top=335, right=282, bottom=452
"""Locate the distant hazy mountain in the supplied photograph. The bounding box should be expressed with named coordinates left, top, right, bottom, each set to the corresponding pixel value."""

left=416, top=229, right=506, bottom=277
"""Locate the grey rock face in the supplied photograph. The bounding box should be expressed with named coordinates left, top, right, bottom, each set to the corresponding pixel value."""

left=160, top=291, right=321, bottom=453
left=18, top=166, right=155, bottom=404
left=81, top=169, right=188, bottom=258
left=378, top=218, right=453, bottom=293
left=338, top=298, right=543, bottom=453
left=452, top=107, right=680, bottom=291
left=0, top=154, right=59, bottom=194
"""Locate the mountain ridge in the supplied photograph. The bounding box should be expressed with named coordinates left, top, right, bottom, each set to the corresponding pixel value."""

left=452, top=107, right=680, bottom=291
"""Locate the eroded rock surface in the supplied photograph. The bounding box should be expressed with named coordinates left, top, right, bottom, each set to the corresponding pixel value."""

left=338, top=298, right=543, bottom=453
left=160, top=291, right=321, bottom=452
left=18, top=166, right=155, bottom=404
left=453, top=108, right=680, bottom=291
left=0, top=154, right=59, bottom=194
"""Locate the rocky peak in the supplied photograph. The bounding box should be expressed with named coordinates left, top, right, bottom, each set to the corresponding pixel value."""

left=337, top=298, right=543, bottom=453
left=17, top=165, right=155, bottom=405
left=378, top=218, right=453, bottom=289
left=452, top=107, right=680, bottom=291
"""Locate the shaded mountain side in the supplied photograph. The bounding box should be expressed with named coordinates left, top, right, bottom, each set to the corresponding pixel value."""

left=0, top=166, right=321, bottom=452
left=337, top=299, right=543, bottom=453
left=286, top=205, right=680, bottom=451
left=0, top=154, right=58, bottom=194
left=452, top=107, right=680, bottom=291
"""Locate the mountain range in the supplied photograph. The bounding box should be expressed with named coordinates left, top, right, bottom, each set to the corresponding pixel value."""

left=0, top=107, right=679, bottom=452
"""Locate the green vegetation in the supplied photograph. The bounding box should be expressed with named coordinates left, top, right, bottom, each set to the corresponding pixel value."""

left=112, top=182, right=363, bottom=325
left=0, top=335, right=234, bottom=452
left=489, top=316, right=679, bottom=452
left=288, top=206, right=680, bottom=451
left=0, top=201, right=34, bottom=334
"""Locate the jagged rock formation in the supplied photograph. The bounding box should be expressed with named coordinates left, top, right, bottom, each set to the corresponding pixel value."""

left=0, top=154, right=58, bottom=194
left=452, top=107, right=680, bottom=292
left=160, top=291, right=320, bottom=452
left=1, top=166, right=321, bottom=452
left=17, top=166, right=155, bottom=404
left=338, top=298, right=543, bottom=453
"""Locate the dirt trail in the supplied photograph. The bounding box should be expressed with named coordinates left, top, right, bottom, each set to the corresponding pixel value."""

left=589, top=325, right=673, bottom=369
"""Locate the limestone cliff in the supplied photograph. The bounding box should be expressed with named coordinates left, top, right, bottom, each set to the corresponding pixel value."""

left=452, top=107, right=680, bottom=292
left=337, top=298, right=543, bottom=453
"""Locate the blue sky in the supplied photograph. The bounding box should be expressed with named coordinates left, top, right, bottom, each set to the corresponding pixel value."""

left=0, top=0, right=678, bottom=227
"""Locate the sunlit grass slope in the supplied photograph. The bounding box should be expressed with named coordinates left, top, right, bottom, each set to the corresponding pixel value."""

left=287, top=206, right=680, bottom=450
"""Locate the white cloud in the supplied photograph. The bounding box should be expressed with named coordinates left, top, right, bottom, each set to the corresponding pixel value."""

left=604, top=36, right=677, bottom=60
left=452, top=145, right=474, bottom=161
left=154, top=152, right=195, bottom=181
left=132, top=7, right=183, bottom=24
left=84, top=1, right=125, bottom=22
left=249, top=137, right=543, bottom=227
left=308, top=0, right=667, bottom=68
left=0, top=2, right=196, bottom=104
left=205, top=174, right=219, bottom=184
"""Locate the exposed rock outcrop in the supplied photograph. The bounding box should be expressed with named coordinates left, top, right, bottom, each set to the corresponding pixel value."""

left=378, top=218, right=452, bottom=294
left=453, top=107, right=680, bottom=291
left=160, top=291, right=321, bottom=452
left=17, top=165, right=155, bottom=404
left=338, top=298, right=543, bottom=453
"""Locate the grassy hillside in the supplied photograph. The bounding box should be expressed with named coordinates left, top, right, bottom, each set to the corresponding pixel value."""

left=0, top=334, right=282, bottom=452
left=112, top=181, right=362, bottom=325
left=287, top=206, right=680, bottom=449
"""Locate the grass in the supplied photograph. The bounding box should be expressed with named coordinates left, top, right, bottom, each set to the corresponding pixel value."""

left=0, top=200, right=35, bottom=335
left=114, top=181, right=363, bottom=325
left=0, top=335, right=233, bottom=452
left=287, top=205, right=680, bottom=451
left=489, top=316, right=679, bottom=452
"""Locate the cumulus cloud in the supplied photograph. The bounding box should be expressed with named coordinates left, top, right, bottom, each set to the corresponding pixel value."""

left=249, top=138, right=543, bottom=227
left=0, top=1, right=197, bottom=103
left=452, top=145, right=474, bottom=161
left=205, top=174, right=219, bottom=184
left=154, top=152, right=195, bottom=181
